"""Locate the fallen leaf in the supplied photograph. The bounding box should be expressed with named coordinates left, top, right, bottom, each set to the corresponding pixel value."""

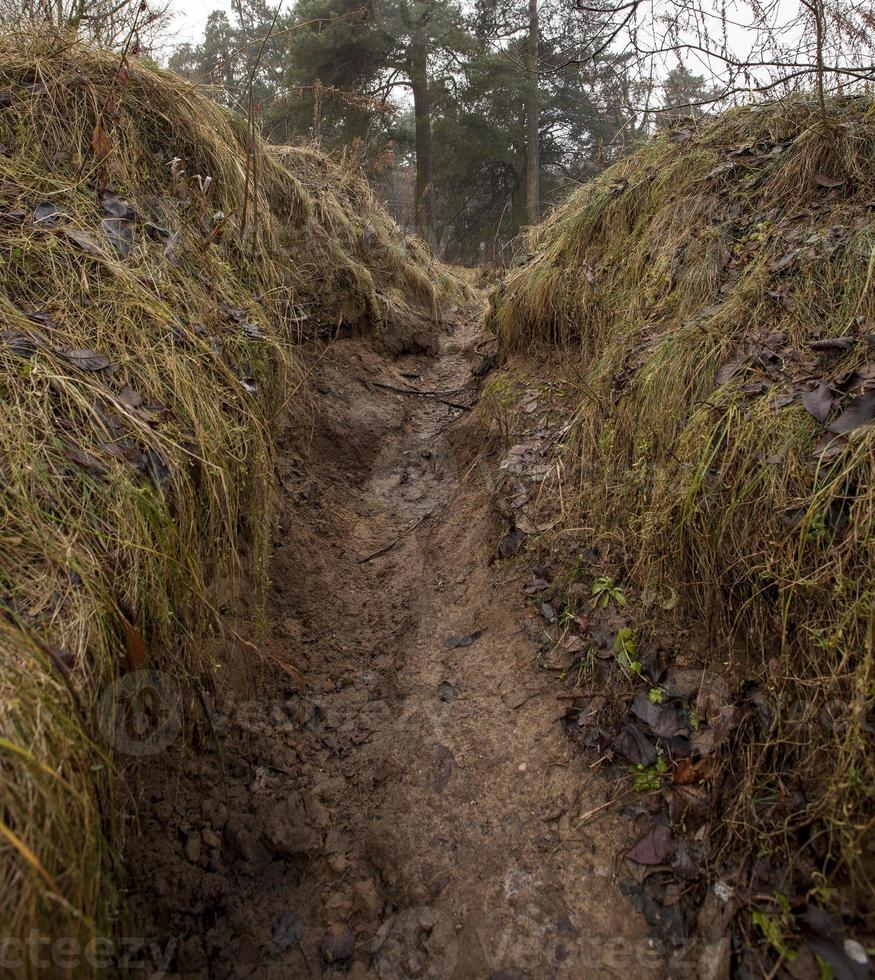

left=25, top=311, right=57, bottom=331
left=145, top=448, right=171, bottom=488
left=117, top=386, right=143, bottom=409
left=828, top=390, right=875, bottom=433
left=809, top=433, right=847, bottom=461
left=612, top=720, right=658, bottom=766
left=799, top=906, right=869, bottom=980
left=33, top=202, right=63, bottom=227
left=540, top=600, right=557, bottom=624
left=100, top=217, right=133, bottom=257
left=98, top=189, right=132, bottom=218
left=61, top=227, right=105, bottom=257
left=1, top=330, right=41, bottom=358
left=704, top=161, right=735, bottom=180
left=814, top=173, right=845, bottom=189
left=91, top=120, right=112, bottom=161
left=498, top=528, right=526, bottom=559
left=769, top=249, right=800, bottom=273
left=64, top=444, right=108, bottom=477
left=626, top=824, right=676, bottom=865
left=809, top=336, right=855, bottom=352
left=716, top=358, right=745, bottom=385
left=63, top=348, right=112, bottom=371
left=443, top=630, right=482, bottom=650
left=144, top=221, right=171, bottom=241
left=631, top=693, right=687, bottom=738
left=801, top=383, right=833, bottom=424
left=121, top=618, right=147, bottom=670
left=673, top=756, right=712, bottom=785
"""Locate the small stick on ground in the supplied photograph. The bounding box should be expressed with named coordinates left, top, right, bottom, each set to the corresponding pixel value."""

left=358, top=505, right=444, bottom=563
left=372, top=381, right=473, bottom=412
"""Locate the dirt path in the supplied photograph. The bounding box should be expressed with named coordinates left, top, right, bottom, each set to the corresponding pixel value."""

left=127, top=316, right=664, bottom=979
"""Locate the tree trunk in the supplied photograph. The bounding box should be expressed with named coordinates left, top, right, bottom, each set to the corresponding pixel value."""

left=411, top=44, right=437, bottom=251
left=525, top=0, right=540, bottom=226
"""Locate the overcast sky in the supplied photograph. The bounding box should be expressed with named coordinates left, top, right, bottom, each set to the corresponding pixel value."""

left=169, top=0, right=232, bottom=45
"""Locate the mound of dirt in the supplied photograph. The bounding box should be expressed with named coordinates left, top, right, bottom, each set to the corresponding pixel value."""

left=489, top=97, right=874, bottom=953
left=0, top=32, right=462, bottom=963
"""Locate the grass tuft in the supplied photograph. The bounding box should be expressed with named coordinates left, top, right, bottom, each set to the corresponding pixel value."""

left=490, top=95, right=875, bottom=919
left=0, top=29, right=461, bottom=966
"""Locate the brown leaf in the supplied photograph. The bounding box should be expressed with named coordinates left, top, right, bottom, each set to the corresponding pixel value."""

left=800, top=383, right=833, bottom=424
left=61, top=227, right=105, bottom=257
left=716, top=358, right=745, bottom=385
left=91, top=120, right=112, bottom=162
left=810, top=433, right=847, bottom=461
left=118, top=386, right=143, bottom=409
left=122, top=618, right=147, bottom=671
left=63, top=348, right=112, bottom=371
left=814, top=173, right=844, bottom=189
left=64, top=443, right=108, bottom=477
left=626, top=824, right=676, bottom=865
left=1, top=330, right=41, bottom=358
left=101, top=217, right=133, bottom=257
left=769, top=249, right=800, bottom=274
left=809, top=336, right=854, bottom=352
left=98, top=189, right=132, bottom=218
left=828, top=390, right=875, bottom=434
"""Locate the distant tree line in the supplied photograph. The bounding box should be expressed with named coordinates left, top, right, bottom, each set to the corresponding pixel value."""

left=3, top=0, right=871, bottom=262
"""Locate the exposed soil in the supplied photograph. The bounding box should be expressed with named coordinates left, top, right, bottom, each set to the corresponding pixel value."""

left=125, top=315, right=669, bottom=979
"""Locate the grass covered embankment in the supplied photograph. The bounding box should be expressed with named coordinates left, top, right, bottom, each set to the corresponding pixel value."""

left=0, top=34, right=459, bottom=965
left=491, top=97, right=874, bottom=928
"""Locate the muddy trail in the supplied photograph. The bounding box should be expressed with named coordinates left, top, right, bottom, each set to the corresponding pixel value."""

left=127, top=316, right=665, bottom=979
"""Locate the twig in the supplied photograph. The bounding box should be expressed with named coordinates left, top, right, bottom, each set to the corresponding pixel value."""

left=371, top=381, right=472, bottom=412
left=358, top=509, right=436, bottom=563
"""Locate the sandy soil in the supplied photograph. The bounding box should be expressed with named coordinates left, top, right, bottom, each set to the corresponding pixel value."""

left=125, top=316, right=667, bottom=978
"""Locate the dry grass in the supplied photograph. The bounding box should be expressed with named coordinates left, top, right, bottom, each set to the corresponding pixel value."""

left=491, top=96, right=874, bottom=919
left=0, top=31, right=460, bottom=967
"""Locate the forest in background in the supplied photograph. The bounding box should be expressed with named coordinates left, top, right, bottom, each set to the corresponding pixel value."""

left=3, top=0, right=871, bottom=263
left=166, top=0, right=714, bottom=264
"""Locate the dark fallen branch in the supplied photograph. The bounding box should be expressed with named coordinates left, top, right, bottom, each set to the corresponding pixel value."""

left=358, top=505, right=444, bottom=563
left=372, top=381, right=472, bottom=412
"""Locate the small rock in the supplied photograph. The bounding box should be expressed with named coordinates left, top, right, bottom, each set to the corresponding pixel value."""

left=518, top=763, right=527, bottom=773
left=320, top=925, right=355, bottom=966
left=184, top=831, right=202, bottom=865
left=437, top=681, right=457, bottom=703
left=202, top=827, right=221, bottom=849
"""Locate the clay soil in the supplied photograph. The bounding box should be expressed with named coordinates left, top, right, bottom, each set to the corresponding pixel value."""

left=125, top=315, right=668, bottom=979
